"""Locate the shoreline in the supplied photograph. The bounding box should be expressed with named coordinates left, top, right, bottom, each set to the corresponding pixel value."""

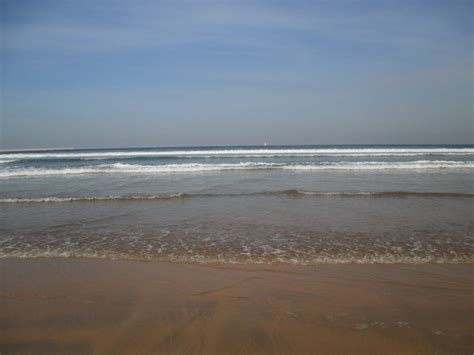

left=1, top=257, right=472, bottom=354
left=1, top=255, right=474, bottom=265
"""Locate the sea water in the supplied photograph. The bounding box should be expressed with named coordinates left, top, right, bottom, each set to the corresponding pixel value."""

left=1, top=145, right=472, bottom=264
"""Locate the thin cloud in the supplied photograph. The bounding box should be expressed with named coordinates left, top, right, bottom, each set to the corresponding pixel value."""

left=2, top=1, right=470, bottom=53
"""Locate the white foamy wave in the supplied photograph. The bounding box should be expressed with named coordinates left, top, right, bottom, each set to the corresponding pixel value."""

left=282, top=161, right=474, bottom=170
left=0, top=147, right=473, bottom=160
left=0, top=194, right=185, bottom=203
left=0, top=162, right=277, bottom=177
left=0, top=160, right=473, bottom=178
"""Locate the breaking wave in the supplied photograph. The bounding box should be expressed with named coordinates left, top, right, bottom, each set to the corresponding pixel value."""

left=0, top=147, right=473, bottom=162
left=1, top=160, right=473, bottom=177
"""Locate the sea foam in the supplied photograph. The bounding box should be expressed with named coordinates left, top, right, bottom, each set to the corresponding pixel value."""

left=0, top=160, right=472, bottom=177
left=0, top=147, right=473, bottom=162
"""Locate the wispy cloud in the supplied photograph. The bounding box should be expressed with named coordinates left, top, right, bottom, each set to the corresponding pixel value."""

left=2, top=0, right=471, bottom=53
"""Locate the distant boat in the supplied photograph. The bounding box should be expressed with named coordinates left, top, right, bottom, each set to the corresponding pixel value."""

left=263, top=142, right=267, bottom=146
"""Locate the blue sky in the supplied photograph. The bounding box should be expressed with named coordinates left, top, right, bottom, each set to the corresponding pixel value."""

left=1, top=0, right=472, bottom=148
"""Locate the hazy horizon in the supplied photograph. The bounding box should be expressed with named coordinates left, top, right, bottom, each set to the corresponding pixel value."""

left=1, top=0, right=473, bottom=149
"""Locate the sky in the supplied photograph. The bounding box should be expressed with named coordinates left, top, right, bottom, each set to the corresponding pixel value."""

left=1, top=0, right=473, bottom=149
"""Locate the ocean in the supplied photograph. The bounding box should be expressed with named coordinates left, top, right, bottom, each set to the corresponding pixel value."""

left=1, top=144, right=472, bottom=264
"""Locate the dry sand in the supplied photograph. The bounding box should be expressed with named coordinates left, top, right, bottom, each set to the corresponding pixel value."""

left=0, top=258, right=472, bottom=354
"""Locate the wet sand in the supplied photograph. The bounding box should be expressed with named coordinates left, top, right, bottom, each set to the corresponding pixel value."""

left=0, top=258, right=472, bottom=354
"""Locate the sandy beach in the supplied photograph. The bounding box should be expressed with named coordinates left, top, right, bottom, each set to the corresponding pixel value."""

left=0, top=258, right=472, bottom=354
left=3, top=0, right=473, bottom=353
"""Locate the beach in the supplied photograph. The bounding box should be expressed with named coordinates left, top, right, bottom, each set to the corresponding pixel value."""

left=3, top=0, right=473, bottom=352
left=1, top=258, right=472, bottom=354
left=1, top=145, right=473, bottom=354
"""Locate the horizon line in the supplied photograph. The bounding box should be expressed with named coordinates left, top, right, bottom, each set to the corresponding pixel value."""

left=1, top=142, right=473, bottom=153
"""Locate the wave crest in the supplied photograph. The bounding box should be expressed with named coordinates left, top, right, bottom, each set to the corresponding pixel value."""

left=1, top=190, right=472, bottom=204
